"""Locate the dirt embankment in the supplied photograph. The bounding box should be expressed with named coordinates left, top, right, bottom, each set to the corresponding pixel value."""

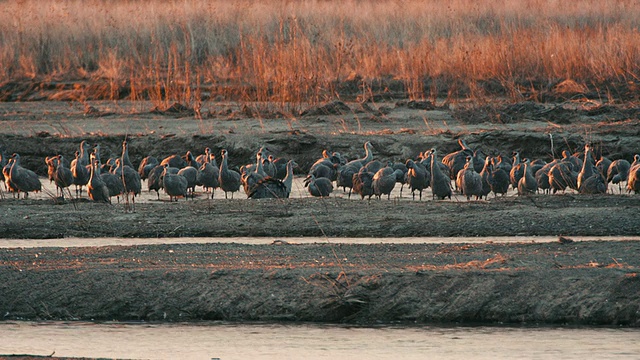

left=1, top=241, right=639, bottom=326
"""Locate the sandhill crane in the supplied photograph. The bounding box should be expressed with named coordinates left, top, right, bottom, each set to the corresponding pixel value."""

left=458, top=156, right=483, bottom=200
left=372, top=163, right=401, bottom=200
left=121, top=140, right=134, bottom=169
left=161, top=154, right=188, bottom=169
left=218, top=149, right=241, bottom=199
left=54, top=155, right=74, bottom=199
left=607, top=159, right=631, bottom=193
left=177, top=166, right=198, bottom=198
left=509, top=152, right=524, bottom=190
left=478, top=156, right=492, bottom=200
left=146, top=164, right=165, bottom=200
left=626, top=155, right=640, bottom=194
left=430, top=148, right=452, bottom=200
left=197, top=157, right=220, bottom=199
left=578, top=145, right=606, bottom=194
left=406, top=159, right=429, bottom=200
left=71, top=150, right=90, bottom=197
left=8, top=153, right=41, bottom=198
left=442, top=139, right=474, bottom=183
left=162, top=164, right=188, bottom=201
left=138, top=155, right=159, bottom=180
left=112, top=158, right=142, bottom=206
left=489, top=157, right=510, bottom=197
left=336, top=163, right=359, bottom=198
left=248, top=160, right=298, bottom=199
left=345, top=141, right=374, bottom=169
left=352, top=167, right=375, bottom=200
left=242, top=151, right=267, bottom=196
left=517, top=159, right=538, bottom=195
left=304, top=174, right=333, bottom=197
left=88, top=157, right=110, bottom=203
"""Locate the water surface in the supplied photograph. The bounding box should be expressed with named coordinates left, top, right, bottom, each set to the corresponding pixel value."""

left=1, top=322, right=638, bottom=360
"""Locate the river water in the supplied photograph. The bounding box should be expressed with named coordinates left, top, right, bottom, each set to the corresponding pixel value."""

left=1, top=321, right=639, bottom=360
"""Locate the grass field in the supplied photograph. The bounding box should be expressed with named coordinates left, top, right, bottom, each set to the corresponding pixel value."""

left=1, top=0, right=639, bottom=106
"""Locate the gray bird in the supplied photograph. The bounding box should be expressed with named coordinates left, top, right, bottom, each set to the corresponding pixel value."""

left=442, top=139, right=474, bottom=183
left=458, top=156, right=483, bottom=200
left=0, top=147, right=7, bottom=189
left=177, top=166, right=198, bottom=198
left=263, top=155, right=278, bottom=178
left=218, top=149, right=241, bottom=199
left=242, top=151, right=267, bottom=197
left=548, top=162, right=576, bottom=194
left=304, top=174, right=333, bottom=197
left=352, top=167, right=375, bottom=200
left=3, top=157, right=16, bottom=195
left=112, top=158, right=142, bottom=204
left=138, top=155, right=159, bottom=180
left=197, top=157, right=220, bottom=199
left=535, top=161, right=556, bottom=194
left=54, top=155, right=75, bottom=199
left=517, top=159, right=538, bottom=196
left=578, top=145, right=606, bottom=194
left=626, top=155, right=640, bottom=194
left=561, top=150, right=582, bottom=171
left=146, top=164, right=166, bottom=200
left=607, top=159, right=631, bottom=193
left=365, top=162, right=402, bottom=199
left=492, top=154, right=513, bottom=173
left=364, top=160, right=385, bottom=175
left=406, top=159, right=429, bottom=201
left=430, top=148, right=452, bottom=200
left=309, top=150, right=340, bottom=181
left=596, top=156, right=612, bottom=179
left=478, top=156, right=493, bottom=200
left=71, top=150, right=90, bottom=197
left=195, top=147, right=212, bottom=165
left=489, top=157, right=510, bottom=197
left=185, top=150, right=201, bottom=169
left=392, top=162, right=409, bottom=198
left=121, top=140, right=134, bottom=169
left=7, top=153, right=42, bottom=198
left=249, top=160, right=298, bottom=199
left=372, top=163, right=401, bottom=200
left=162, top=164, right=188, bottom=201
left=161, top=154, right=188, bottom=169
left=101, top=167, right=125, bottom=202
left=336, top=163, right=359, bottom=198
left=345, top=141, right=374, bottom=169
left=87, top=157, right=110, bottom=203
left=44, top=155, right=58, bottom=184
left=509, top=152, right=524, bottom=190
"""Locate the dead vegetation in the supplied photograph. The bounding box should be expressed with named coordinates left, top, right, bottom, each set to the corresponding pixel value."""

left=0, top=0, right=639, bottom=109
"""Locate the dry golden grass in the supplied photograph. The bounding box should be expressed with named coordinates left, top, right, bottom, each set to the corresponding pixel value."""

left=1, top=0, right=639, bottom=106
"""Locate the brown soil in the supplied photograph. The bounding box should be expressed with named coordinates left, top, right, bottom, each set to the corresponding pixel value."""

left=1, top=95, right=640, bottom=328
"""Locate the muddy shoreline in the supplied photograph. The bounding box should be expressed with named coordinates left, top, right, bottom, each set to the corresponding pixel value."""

left=2, top=241, right=639, bottom=326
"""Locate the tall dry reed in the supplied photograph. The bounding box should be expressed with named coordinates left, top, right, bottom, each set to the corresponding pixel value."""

left=0, top=0, right=639, bottom=106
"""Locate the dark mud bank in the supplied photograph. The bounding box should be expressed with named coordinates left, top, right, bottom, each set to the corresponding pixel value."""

left=1, top=242, right=639, bottom=326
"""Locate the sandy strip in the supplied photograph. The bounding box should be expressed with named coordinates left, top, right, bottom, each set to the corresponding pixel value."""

left=1, top=235, right=639, bottom=248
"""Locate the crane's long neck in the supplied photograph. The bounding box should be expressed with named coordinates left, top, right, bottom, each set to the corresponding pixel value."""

left=283, top=162, right=294, bottom=193
left=363, top=144, right=373, bottom=163
left=256, top=154, right=264, bottom=174
left=221, top=154, right=229, bottom=171
left=582, top=148, right=594, bottom=176
left=431, top=151, right=442, bottom=176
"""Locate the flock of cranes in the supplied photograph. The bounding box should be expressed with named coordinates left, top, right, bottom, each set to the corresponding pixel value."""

left=1, top=138, right=639, bottom=204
